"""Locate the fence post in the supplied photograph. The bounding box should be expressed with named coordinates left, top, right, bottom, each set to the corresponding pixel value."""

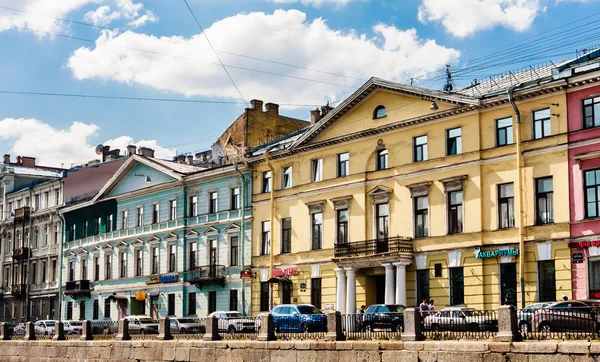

left=258, top=314, right=275, bottom=341
left=24, top=322, right=35, bottom=341
left=53, top=321, right=66, bottom=341
left=0, top=323, right=9, bottom=340
left=202, top=316, right=220, bottom=341
left=80, top=320, right=93, bottom=341
left=115, top=319, right=131, bottom=341
left=401, top=308, right=424, bottom=341
left=325, top=311, right=345, bottom=341
left=496, top=305, right=521, bottom=342
left=157, top=317, right=172, bottom=341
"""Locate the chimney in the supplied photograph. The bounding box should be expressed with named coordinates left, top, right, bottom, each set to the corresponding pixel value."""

left=186, top=155, right=194, bottom=165
left=321, top=102, right=334, bottom=117
left=265, top=102, right=279, bottom=115
left=3, top=154, right=9, bottom=164
left=310, top=108, right=322, bottom=125
left=138, top=147, right=155, bottom=158
left=16, top=156, right=22, bottom=166
left=176, top=155, right=186, bottom=164
left=20, top=156, right=35, bottom=168
left=126, top=145, right=137, bottom=157
left=250, top=99, right=263, bottom=111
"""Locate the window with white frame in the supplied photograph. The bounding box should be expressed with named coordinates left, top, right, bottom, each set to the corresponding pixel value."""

left=209, top=192, right=218, bottom=214
left=533, top=108, right=551, bottom=139
left=311, top=159, right=323, bottom=182
left=136, top=207, right=144, bottom=227
left=282, top=166, right=292, bottom=189
left=169, top=200, right=177, bottom=220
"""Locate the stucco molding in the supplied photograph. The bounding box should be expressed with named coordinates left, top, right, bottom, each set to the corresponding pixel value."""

left=440, top=175, right=468, bottom=192
left=407, top=181, right=432, bottom=198
left=306, top=200, right=326, bottom=214
left=330, top=196, right=353, bottom=210
left=367, top=185, right=392, bottom=204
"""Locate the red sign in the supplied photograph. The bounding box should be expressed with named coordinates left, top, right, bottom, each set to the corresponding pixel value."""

left=568, top=240, right=600, bottom=249
left=272, top=268, right=298, bottom=277
left=240, top=270, right=252, bottom=279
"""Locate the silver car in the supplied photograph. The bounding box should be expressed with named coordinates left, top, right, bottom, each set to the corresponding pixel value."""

left=517, top=303, right=549, bottom=333
left=424, top=307, right=498, bottom=332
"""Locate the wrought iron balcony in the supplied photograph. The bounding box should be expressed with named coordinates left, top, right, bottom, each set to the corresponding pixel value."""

left=10, top=284, right=27, bottom=299
left=64, top=280, right=91, bottom=297
left=14, top=206, right=31, bottom=222
left=334, top=236, right=413, bottom=259
left=12, top=247, right=30, bottom=261
left=186, top=265, right=227, bottom=289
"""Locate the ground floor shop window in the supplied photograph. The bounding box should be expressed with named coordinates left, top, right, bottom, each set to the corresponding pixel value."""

left=500, top=263, right=517, bottom=306
left=208, top=291, right=217, bottom=314
left=589, top=258, right=600, bottom=299
left=311, top=278, right=322, bottom=309
left=188, top=293, right=196, bottom=315
left=79, top=301, right=86, bottom=320
left=93, top=300, right=99, bottom=320
left=260, top=282, right=269, bottom=312
left=281, top=282, right=292, bottom=305
left=449, top=267, right=464, bottom=305
left=167, top=294, right=175, bottom=316
left=66, top=302, right=73, bottom=320
left=104, top=299, right=111, bottom=319
left=538, top=260, right=556, bottom=302
left=416, top=269, right=430, bottom=303
left=229, top=290, right=238, bottom=311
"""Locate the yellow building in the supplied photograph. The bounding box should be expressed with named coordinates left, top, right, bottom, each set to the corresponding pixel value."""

left=249, top=74, right=571, bottom=315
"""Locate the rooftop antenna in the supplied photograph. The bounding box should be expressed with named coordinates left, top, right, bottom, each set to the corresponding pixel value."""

left=443, top=64, right=454, bottom=92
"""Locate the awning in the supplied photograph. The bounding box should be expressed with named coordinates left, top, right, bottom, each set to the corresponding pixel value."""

left=106, top=295, right=129, bottom=302
left=267, top=277, right=292, bottom=285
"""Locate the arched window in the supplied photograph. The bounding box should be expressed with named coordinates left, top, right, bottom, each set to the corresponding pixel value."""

left=373, top=105, right=387, bottom=119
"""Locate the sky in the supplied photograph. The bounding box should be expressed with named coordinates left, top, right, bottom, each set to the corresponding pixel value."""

left=0, top=0, right=599, bottom=167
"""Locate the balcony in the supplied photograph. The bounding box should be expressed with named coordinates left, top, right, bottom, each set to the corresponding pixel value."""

left=12, top=247, right=30, bottom=261
left=333, top=236, right=413, bottom=267
left=10, top=284, right=27, bottom=299
left=186, top=265, right=227, bottom=289
left=14, top=206, right=31, bottom=222
left=64, top=280, right=91, bottom=298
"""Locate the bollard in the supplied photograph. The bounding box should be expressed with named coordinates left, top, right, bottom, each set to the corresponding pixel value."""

left=401, top=307, right=424, bottom=341
left=258, top=314, right=275, bottom=341
left=325, top=311, right=345, bottom=341
left=24, top=322, right=35, bottom=341
left=53, top=321, right=66, bottom=341
left=496, top=305, right=521, bottom=342
left=157, top=317, right=172, bottom=341
left=115, top=319, right=131, bottom=341
left=202, top=316, right=220, bottom=341
left=0, top=323, right=9, bottom=340
left=80, top=320, right=93, bottom=341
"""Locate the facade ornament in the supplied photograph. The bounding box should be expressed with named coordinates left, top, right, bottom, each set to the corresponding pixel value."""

left=440, top=175, right=468, bottom=192
left=376, top=139, right=386, bottom=151
left=330, top=196, right=352, bottom=210
left=306, top=200, right=326, bottom=214
left=367, top=185, right=392, bottom=204
left=407, top=181, right=432, bottom=198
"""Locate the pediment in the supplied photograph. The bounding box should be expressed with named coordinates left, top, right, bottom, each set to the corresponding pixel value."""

left=164, top=232, right=178, bottom=241
left=185, top=229, right=199, bottom=238
left=91, top=245, right=102, bottom=253
left=204, top=226, right=220, bottom=236
left=224, top=223, right=240, bottom=233
left=78, top=249, right=89, bottom=256
left=367, top=185, right=392, bottom=196
left=66, top=251, right=77, bottom=259
left=148, top=235, right=161, bottom=243
left=132, top=238, right=145, bottom=246
left=116, top=240, right=129, bottom=248
left=102, top=243, right=114, bottom=251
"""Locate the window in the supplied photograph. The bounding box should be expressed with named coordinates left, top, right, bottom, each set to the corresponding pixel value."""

left=93, top=300, right=99, bottom=320
left=533, top=108, right=551, bottom=139
left=66, top=302, right=73, bottom=320
left=311, top=159, right=323, bottom=182
left=376, top=149, right=388, bottom=170
left=498, top=183, right=515, bottom=228
left=135, top=249, right=143, bottom=276
left=230, top=236, right=239, bottom=266
left=93, top=257, right=99, bottom=281
left=121, top=210, right=128, bottom=229
left=230, top=188, right=240, bottom=210
left=229, top=290, right=238, bottom=311
left=261, top=221, right=270, bottom=256
left=94, top=217, right=101, bottom=235
left=169, top=200, right=177, bottom=220
left=282, top=166, right=292, bottom=189
left=500, top=263, right=517, bottom=306
left=104, top=298, right=111, bottom=319
left=449, top=267, right=464, bottom=305
left=446, top=127, right=462, bottom=155
left=416, top=269, right=430, bottom=303
left=188, top=293, right=196, bottom=315
left=262, top=171, right=271, bottom=193
left=281, top=218, right=292, bottom=254
left=105, top=254, right=112, bottom=280
left=33, top=229, right=39, bottom=248
left=189, top=196, right=198, bottom=217
left=373, top=105, right=387, bottom=119
left=208, top=291, right=217, bottom=314
left=152, top=204, right=159, bottom=224
left=414, top=196, right=429, bottom=238
left=55, top=190, right=60, bottom=205
left=106, top=215, right=113, bottom=233
left=44, top=192, right=49, bottom=209
left=311, top=212, right=323, bottom=250
left=119, top=252, right=127, bottom=278
left=448, top=191, right=463, bottom=234
left=281, top=283, right=291, bottom=304
left=588, top=259, right=600, bottom=300
left=31, top=262, right=37, bottom=284
left=4, top=267, right=9, bottom=288
left=81, top=259, right=88, bottom=280
left=584, top=169, right=600, bottom=218
left=583, top=96, right=600, bottom=129
left=376, top=203, right=389, bottom=240
left=81, top=222, right=88, bottom=238
left=536, top=177, right=554, bottom=225
left=413, top=135, right=428, bottom=162
left=189, top=243, right=197, bottom=270
left=311, top=278, right=322, bottom=309
left=167, top=294, right=175, bottom=316
left=169, top=245, right=176, bottom=272
left=337, top=209, right=349, bottom=245
left=79, top=301, right=86, bottom=321
left=337, top=153, right=349, bottom=177
left=496, top=117, right=513, bottom=146
left=136, top=207, right=144, bottom=227
left=41, top=260, right=46, bottom=283
left=208, top=192, right=217, bottom=214
left=151, top=247, right=159, bottom=274
left=34, top=195, right=40, bottom=211
left=51, top=259, right=57, bottom=281
left=44, top=227, right=48, bottom=246
left=538, top=260, right=556, bottom=302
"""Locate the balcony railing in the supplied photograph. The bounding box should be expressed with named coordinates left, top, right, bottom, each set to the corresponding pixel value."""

left=185, top=265, right=227, bottom=289
left=12, top=247, right=30, bottom=261
left=14, top=206, right=31, bottom=222
left=10, top=284, right=27, bottom=298
left=334, top=236, right=413, bottom=259
left=64, top=280, right=91, bottom=297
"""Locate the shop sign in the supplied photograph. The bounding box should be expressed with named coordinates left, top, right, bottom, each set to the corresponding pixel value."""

left=591, top=290, right=600, bottom=299
left=572, top=252, right=584, bottom=264
left=240, top=270, right=252, bottom=279
left=300, top=282, right=307, bottom=292
left=135, top=291, right=146, bottom=301
left=272, top=268, right=298, bottom=277
left=146, top=275, right=160, bottom=285
left=568, top=240, right=600, bottom=249
left=146, top=274, right=178, bottom=285
left=475, top=248, right=519, bottom=259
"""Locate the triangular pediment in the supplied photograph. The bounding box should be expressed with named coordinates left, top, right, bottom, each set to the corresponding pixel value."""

left=164, top=232, right=178, bottom=241
left=66, top=251, right=76, bottom=259
left=78, top=249, right=89, bottom=256
left=224, top=223, right=240, bottom=233
left=185, top=229, right=199, bottom=238
left=132, top=238, right=145, bottom=246
left=92, top=245, right=102, bottom=253
left=102, top=243, right=114, bottom=251
left=148, top=235, right=161, bottom=243
left=117, top=240, right=129, bottom=248
left=204, top=226, right=220, bottom=236
left=367, top=185, right=392, bottom=196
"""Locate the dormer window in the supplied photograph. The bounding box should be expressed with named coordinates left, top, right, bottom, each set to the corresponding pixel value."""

left=373, top=105, right=387, bottom=119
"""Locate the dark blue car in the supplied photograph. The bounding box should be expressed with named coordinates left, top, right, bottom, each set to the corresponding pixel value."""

left=270, top=304, right=327, bottom=332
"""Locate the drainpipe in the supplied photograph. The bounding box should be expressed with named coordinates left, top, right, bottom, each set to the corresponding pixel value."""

left=234, top=161, right=247, bottom=315
left=508, top=85, right=526, bottom=309
left=264, top=153, right=275, bottom=310
left=57, top=209, right=66, bottom=322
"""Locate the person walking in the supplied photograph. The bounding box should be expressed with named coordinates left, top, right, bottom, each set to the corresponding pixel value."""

left=429, top=299, right=435, bottom=314
left=357, top=305, right=366, bottom=331
left=419, top=298, right=430, bottom=316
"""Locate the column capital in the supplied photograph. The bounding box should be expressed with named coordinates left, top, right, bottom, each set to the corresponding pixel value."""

left=393, top=261, right=411, bottom=267
left=381, top=263, right=394, bottom=269
left=344, top=266, right=355, bottom=272
left=334, top=267, right=346, bottom=274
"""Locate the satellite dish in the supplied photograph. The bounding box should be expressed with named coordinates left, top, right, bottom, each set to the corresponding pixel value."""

left=95, top=144, right=104, bottom=155
left=211, top=143, right=225, bottom=166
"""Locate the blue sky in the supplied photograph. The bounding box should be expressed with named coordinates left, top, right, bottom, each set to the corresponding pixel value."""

left=0, top=0, right=598, bottom=167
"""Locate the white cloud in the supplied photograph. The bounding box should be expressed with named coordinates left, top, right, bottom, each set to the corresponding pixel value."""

left=83, top=5, right=121, bottom=26
left=418, top=0, right=544, bottom=37
left=0, top=118, right=174, bottom=167
left=270, top=0, right=357, bottom=8
left=83, top=0, right=158, bottom=28
left=128, top=10, right=158, bottom=28
left=67, top=10, right=460, bottom=105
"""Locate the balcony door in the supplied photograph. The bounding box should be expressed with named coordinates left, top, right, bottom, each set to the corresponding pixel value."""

left=376, top=203, right=389, bottom=253
left=209, top=239, right=217, bottom=277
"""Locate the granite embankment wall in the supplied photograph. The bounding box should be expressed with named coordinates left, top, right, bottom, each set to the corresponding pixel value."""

left=0, top=340, right=599, bottom=362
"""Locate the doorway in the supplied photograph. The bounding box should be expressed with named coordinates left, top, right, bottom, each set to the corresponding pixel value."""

left=500, top=263, right=517, bottom=306
left=150, top=296, right=159, bottom=319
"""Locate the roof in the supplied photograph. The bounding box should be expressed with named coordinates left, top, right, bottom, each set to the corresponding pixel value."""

left=2, top=164, right=63, bottom=178
left=251, top=128, right=308, bottom=156
left=150, top=157, right=207, bottom=174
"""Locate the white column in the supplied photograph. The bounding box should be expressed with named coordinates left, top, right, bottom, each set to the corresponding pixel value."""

left=383, top=263, right=395, bottom=304
left=345, top=267, right=356, bottom=314
left=334, top=268, right=346, bottom=314
left=394, top=261, right=409, bottom=306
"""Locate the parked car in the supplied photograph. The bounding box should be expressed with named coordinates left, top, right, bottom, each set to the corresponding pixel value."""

left=517, top=303, right=550, bottom=333
left=124, top=316, right=159, bottom=334
left=270, top=304, right=327, bottom=333
left=34, top=320, right=56, bottom=335
left=424, top=307, right=498, bottom=332
left=361, top=304, right=405, bottom=332
left=209, top=311, right=257, bottom=333
left=531, top=300, right=600, bottom=333
left=64, top=320, right=84, bottom=335
left=169, top=318, right=205, bottom=334
left=8, top=322, right=25, bottom=335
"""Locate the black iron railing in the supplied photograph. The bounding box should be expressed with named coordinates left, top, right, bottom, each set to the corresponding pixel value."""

left=334, top=236, right=412, bottom=259
left=12, top=247, right=30, bottom=261
left=422, top=309, right=498, bottom=340
left=185, top=265, right=227, bottom=289
left=519, top=306, right=600, bottom=340
left=64, top=280, right=91, bottom=297
left=342, top=313, right=403, bottom=340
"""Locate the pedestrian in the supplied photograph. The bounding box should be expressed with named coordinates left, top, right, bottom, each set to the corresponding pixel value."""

left=419, top=298, right=430, bottom=315
left=357, top=305, right=366, bottom=331
left=429, top=299, right=435, bottom=314
left=562, top=294, right=568, bottom=301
